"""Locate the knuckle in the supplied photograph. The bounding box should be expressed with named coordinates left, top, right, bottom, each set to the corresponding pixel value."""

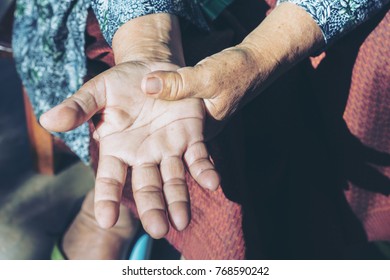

left=96, top=177, right=122, bottom=188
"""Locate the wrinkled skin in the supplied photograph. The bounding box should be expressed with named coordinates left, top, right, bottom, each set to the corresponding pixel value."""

left=142, top=46, right=262, bottom=121
left=141, top=4, right=325, bottom=122
left=40, top=61, right=220, bottom=239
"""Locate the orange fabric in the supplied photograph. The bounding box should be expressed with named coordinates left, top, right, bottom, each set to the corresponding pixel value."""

left=343, top=11, right=390, bottom=241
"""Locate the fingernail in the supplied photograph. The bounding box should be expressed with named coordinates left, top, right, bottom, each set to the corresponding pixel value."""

left=145, top=77, right=162, bottom=94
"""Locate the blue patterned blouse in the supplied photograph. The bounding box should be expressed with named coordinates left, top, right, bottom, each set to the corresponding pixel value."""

left=279, top=0, right=389, bottom=43
left=12, top=0, right=389, bottom=163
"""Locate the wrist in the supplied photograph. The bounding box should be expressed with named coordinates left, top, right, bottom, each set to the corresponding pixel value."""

left=242, top=2, right=324, bottom=78
left=220, top=3, right=324, bottom=113
left=112, top=13, right=185, bottom=66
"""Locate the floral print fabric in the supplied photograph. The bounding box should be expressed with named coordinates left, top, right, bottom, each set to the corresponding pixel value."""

left=91, top=0, right=207, bottom=45
left=13, top=0, right=91, bottom=162
left=278, top=0, right=389, bottom=43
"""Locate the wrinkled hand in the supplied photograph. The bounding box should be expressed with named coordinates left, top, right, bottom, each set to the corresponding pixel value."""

left=40, top=62, right=220, bottom=238
left=141, top=3, right=324, bottom=123
left=141, top=45, right=264, bottom=121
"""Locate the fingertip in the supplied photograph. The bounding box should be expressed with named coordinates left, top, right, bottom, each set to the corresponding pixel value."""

left=198, top=169, right=220, bottom=191
left=141, top=210, right=169, bottom=239
left=38, top=112, right=50, bottom=130
left=39, top=109, right=62, bottom=132
left=168, top=202, right=190, bottom=231
left=95, top=200, right=120, bottom=229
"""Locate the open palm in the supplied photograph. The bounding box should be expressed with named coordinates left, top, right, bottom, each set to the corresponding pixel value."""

left=40, top=62, right=220, bottom=238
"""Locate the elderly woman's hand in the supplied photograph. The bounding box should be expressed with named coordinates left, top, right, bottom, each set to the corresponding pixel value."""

left=142, top=3, right=324, bottom=122
left=143, top=45, right=261, bottom=121
left=39, top=13, right=221, bottom=239
left=40, top=61, right=220, bottom=239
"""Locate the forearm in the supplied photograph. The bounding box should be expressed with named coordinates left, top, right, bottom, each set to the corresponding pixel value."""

left=238, top=3, right=324, bottom=100
left=236, top=0, right=389, bottom=109
left=112, top=13, right=185, bottom=66
left=91, top=0, right=208, bottom=66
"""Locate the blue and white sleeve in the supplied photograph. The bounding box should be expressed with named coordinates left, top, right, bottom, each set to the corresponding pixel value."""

left=91, top=0, right=208, bottom=46
left=277, top=0, right=389, bottom=44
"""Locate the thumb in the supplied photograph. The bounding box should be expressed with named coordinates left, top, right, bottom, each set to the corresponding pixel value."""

left=39, top=77, right=106, bottom=132
left=141, top=66, right=210, bottom=101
